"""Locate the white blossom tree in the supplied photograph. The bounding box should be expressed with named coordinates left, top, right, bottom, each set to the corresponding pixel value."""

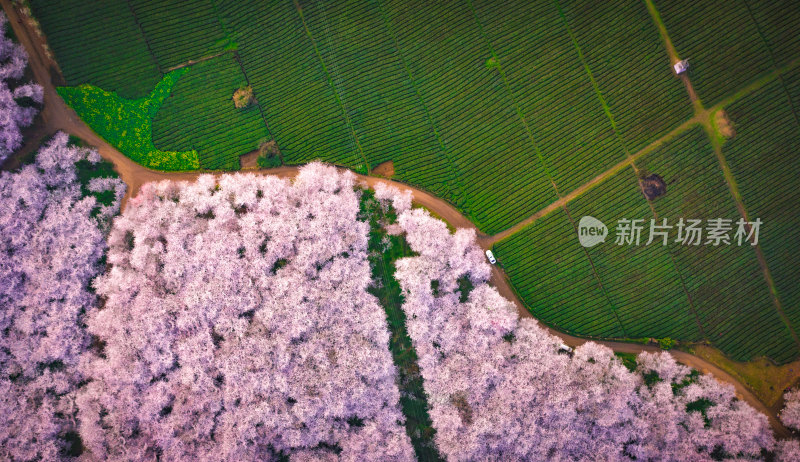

left=0, top=132, right=124, bottom=461
left=782, top=389, right=800, bottom=432
left=0, top=12, right=42, bottom=165
left=78, top=164, right=413, bottom=461
left=378, top=182, right=776, bottom=461
left=777, top=439, right=800, bottom=462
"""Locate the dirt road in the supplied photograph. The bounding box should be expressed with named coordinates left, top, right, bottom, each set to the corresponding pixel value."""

left=1, top=0, right=788, bottom=438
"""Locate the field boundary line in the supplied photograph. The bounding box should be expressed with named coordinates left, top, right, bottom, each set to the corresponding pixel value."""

left=293, top=0, right=370, bottom=173
left=375, top=0, right=469, bottom=210
left=231, top=51, right=282, bottom=164
left=124, top=0, right=163, bottom=75
left=165, top=51, right=229, bottom=73
left=554, top=0, right=705, bottom=336
left=467, top=0, right=562, bottom=197
left=741, top=0, right=800, bottom=129
left=209, top=0, right=236, bottom=51
left=642, top=0, right=710, bottom=341
left=561, top=205, right=629, bottom=338
left=702, top=114, right=800, bottom=349
left=208, top=0, right=281, bottom=164
left=554, top=0, right=632, bottom=161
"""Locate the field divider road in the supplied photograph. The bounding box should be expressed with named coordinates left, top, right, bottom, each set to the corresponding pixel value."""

left=703, top=112, right=800, bottom=350
left=485, top=116, right=699, bottom=245
left=646, top=0, right=800, bottom=351
left=643, top=0, right=703, bottom=112
left=0, top=0, right=789, bottom=438
left=640, top=0, right=709, bottom=341
left=164, top=50, right=230, bottom=72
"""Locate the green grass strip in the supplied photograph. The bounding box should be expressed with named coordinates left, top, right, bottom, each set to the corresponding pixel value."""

left=359, top=190, right=443, bottom=462
left=57, top=69, right=200, bottom=171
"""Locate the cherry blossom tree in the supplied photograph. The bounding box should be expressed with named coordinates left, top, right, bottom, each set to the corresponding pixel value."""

left=0, top=12, right=42, bottom=165
left=381, top=187, right=776, bottom=461
left=79, top=164, right=413, bottom=461
left=782, top=388, right=800, bottom=432
left=0, top=132, right=124, bottom=461
left=777, top=439, right=800, bottom=462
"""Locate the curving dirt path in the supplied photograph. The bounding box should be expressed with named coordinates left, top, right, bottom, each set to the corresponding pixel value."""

left=1, top=0, right=788, bottom=438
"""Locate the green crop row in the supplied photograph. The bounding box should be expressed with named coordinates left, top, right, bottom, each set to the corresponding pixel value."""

left=653, top=0, right=795, bottom=106
left=472, top=0, right=627, bottom=197
left=129, top=0, right=231, bottom=70
left=297, top=0, right=464, bottom=203
left=29, top=0, right=161, bottom=98
left=558, top=0, right=692, bottom=154
left=151, top=54, right=269, bottom=171
left=381, top=0, right=557, bottom=234
left=493, top=209, right=626, bottom=339
left=217, top=1, right=367, bottom=174
left=723, top=75, right=800, bottom=343
left=566, top=163, right=701, bottom=341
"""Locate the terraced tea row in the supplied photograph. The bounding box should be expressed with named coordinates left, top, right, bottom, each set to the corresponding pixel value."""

left=722, top=74, right=800, bottom=335
left=151, top=54, right=269, bottom=170
left=27, top=0, right=800, bottom=363
left=29, top=0, right=161, bottom=98
left=654, top=0, right=800, bottom=106
left=495, top=127, right=800, bottom=363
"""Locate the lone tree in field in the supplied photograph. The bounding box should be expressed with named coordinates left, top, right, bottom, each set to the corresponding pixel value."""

left=258, top=138, right=279, bottom=158
left=256, top=138, right=281, bottom=168
left=232, top=84, right=254, bottom=109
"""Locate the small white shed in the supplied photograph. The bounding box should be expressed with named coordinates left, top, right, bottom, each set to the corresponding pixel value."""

left=673, top=59, right=689, bottom=75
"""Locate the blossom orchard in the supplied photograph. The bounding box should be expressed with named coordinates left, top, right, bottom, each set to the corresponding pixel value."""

left=0, top=12, right=42, bottom=165
left=376, top=181, right=778, bottom=460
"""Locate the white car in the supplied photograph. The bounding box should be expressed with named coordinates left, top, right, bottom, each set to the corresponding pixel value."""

left=485, top=249, right=497, bottom=265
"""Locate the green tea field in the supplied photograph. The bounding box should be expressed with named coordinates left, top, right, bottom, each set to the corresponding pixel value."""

left=29, top=0, right=800, bottom=363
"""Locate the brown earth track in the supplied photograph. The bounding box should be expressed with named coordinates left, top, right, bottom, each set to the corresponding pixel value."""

left=0, top=0, right=789, bottom=438
left=643, top=0, right=800, bottom=357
